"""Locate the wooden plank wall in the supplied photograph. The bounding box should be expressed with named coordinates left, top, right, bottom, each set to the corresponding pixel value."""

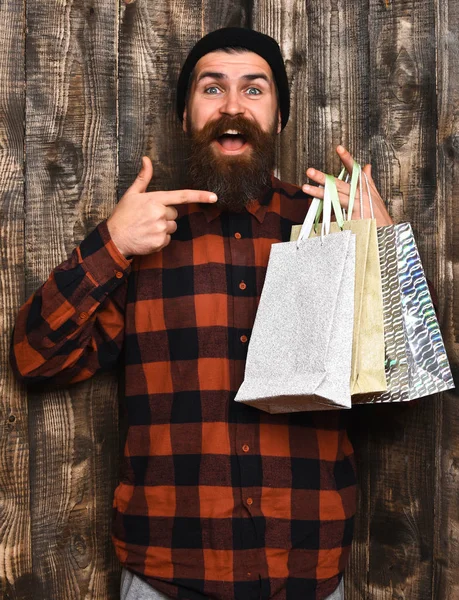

left=0, top=0, right=457, bottom=598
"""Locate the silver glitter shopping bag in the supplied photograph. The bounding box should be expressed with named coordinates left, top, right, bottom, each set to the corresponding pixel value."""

left=357, top=222, right=454, bottom=403
left=235, top=175, right=356, bottom=413
left=291, top=163, right=386, bottom=396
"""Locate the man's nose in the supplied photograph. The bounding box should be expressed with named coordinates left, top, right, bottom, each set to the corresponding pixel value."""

left=219, top=89, right=245, bottom=117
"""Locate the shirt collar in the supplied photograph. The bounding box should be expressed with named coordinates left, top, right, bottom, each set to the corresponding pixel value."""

left=201, top=173, right=277, bottom=224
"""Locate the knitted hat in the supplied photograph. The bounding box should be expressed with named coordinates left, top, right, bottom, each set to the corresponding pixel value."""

left=176, top=27, right=290, bottom=130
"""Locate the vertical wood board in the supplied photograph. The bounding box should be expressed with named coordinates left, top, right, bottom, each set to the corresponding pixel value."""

left=0, top=0, right=31, bottom=597
left=0, top=1, right=457, bottom=598
left=24, top=1, right=119, bottom=598
left=365, top=1, right=438, bottom=598
left=433, top=0, right=459, bottom=597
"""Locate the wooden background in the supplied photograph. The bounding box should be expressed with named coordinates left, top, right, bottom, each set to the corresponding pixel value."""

left=0, top=0, right=458, bottom=598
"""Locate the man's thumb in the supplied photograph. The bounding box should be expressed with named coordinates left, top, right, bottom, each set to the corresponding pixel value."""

left=130, top=156, right=153, bottom=193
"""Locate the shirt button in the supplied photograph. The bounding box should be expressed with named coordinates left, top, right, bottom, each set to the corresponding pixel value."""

left=246, top=497, right=253, bottom=506
left=79, top=311, right=89, bottom=320
left=115, top=270, right=123, bottom=279
left=240, top=335, right=248, bottom=344
left=239, top=281, right=247, bottom=291
left=234, top=232, right=242, bottom=239
left=247, top=572, right=251, bottom=577
left=242, top=444, right=250, bottom=452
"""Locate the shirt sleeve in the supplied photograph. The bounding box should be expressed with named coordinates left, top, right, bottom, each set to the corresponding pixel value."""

left=10, top=219, right=131, bottom=386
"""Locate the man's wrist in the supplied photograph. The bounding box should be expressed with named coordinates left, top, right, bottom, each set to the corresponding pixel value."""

left=106, top=218, right=129, bottom=257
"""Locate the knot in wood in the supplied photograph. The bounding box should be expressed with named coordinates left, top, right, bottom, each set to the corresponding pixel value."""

left=71, top=534, right=90, bottom=569
left=445, top=134, right=459, bottom=159
left=72, top=534, right=87, bottom=555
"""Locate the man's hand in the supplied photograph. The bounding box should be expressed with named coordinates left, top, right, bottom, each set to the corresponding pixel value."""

left=302, top=145, right=394, bottom=227
left=107, top=156, right=218, bottom=257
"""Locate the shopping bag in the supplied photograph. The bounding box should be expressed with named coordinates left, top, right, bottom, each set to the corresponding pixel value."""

left=235, top=175, right=356, bottom=413
left=373, top=222, right=453, bottom=402
left=396, top=223, right=454, bottom=398
left=357, top=222, right=455, bottom=403
left=376, top=225, right=410, bottom=401
left=353, top=224, right=410, bottom=404
left=290, top=162, right=386, bottom=395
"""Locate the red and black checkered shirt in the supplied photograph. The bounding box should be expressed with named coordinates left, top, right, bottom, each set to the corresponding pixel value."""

left=11, top=176, right=357, bottom=600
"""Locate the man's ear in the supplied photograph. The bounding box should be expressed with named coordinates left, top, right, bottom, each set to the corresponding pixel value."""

left=182, top=107, right=188, bottom=133
left=276, top=110, right=282, bottom=134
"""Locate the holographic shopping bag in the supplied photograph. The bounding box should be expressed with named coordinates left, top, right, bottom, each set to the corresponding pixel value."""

left=356, top=222, right=454, bottom=403
left=394, top=222, right=454, bottom=399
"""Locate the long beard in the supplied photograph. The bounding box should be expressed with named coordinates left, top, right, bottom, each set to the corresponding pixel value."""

left=186, top=114, right=277, bottom=212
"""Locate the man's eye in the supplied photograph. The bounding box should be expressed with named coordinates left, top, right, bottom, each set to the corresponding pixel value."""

left=204, top=86, right=220, bottom=94
left=247, top=87, right=261, bottom=95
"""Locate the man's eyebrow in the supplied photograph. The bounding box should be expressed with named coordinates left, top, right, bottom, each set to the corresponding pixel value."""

left=196, top=72, right=227, bottom=83
left=196, top=72, right=271, bottom=84
left=241, top=73, right=271, bottom=83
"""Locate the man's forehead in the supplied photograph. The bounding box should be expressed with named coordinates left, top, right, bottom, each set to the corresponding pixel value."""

left=193, top=50, right=274, bottom=80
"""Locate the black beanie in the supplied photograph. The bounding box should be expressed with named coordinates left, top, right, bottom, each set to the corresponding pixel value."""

left=176, top=27, right=290, bottom=130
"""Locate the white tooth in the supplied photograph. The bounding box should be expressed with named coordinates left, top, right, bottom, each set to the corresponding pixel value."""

left=224, top=129, right=241, bottom=135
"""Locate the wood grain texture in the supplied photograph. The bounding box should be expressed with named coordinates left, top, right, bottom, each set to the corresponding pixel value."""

left=24, top=1, right=119, bottom=598
left=365, top=1, right=438, bottom=598
left=303, top=0, right=371, bottom=178
left=0, top=0, right=31, bottom=598
left=118, top=0, right=200, bottom=196
left=1, top=1, right=458, bottom=598
left=202, top=0, right=252, bottom=31
left=368, top=0, right=437, bottom=260
left=433, top=0, right=459, bottom=597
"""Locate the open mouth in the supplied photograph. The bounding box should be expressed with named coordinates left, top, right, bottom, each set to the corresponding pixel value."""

left=215, top=129, right=249, bottom=153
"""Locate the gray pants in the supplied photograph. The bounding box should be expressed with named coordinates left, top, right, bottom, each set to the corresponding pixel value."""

left=120, top=568, right=345, bottom=600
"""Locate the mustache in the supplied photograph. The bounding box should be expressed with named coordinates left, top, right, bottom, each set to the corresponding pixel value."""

left=189, top=114, right=269, bottom=145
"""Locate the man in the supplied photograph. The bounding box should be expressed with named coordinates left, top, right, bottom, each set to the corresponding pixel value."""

left=11, top=28, right=393, bottom=600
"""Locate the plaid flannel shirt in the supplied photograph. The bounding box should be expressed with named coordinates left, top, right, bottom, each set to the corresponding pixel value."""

left=11, top=176, right=357, bottom=600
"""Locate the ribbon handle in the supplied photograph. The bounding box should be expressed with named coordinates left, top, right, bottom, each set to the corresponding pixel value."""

left=338, top=160, right=374, bottom=220
left=297, top=176, right=344, bottom=247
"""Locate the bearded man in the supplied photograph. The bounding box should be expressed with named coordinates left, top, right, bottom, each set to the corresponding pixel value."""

left=11, top=28, right=393, bottom=600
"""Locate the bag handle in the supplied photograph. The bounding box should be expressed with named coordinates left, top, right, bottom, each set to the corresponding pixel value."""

left=311, top=160, right=362, bottom=232
left=338, top=160, right=359, bottom=219
left=297, top=175, right=344, bottom=246
left=338, top=160, right=374, bottom=220
left=362, top=171, right=374, bottom=219
left=297, top=158, right=375, bottom=248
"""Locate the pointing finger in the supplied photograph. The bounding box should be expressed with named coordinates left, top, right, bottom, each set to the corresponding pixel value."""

left=158, top=189, right=218, bottom=206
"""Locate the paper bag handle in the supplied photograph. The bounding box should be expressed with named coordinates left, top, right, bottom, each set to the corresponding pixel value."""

left=296, top=175, right=344, bottom=246
left=338, top=160, right=374, bottom=220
